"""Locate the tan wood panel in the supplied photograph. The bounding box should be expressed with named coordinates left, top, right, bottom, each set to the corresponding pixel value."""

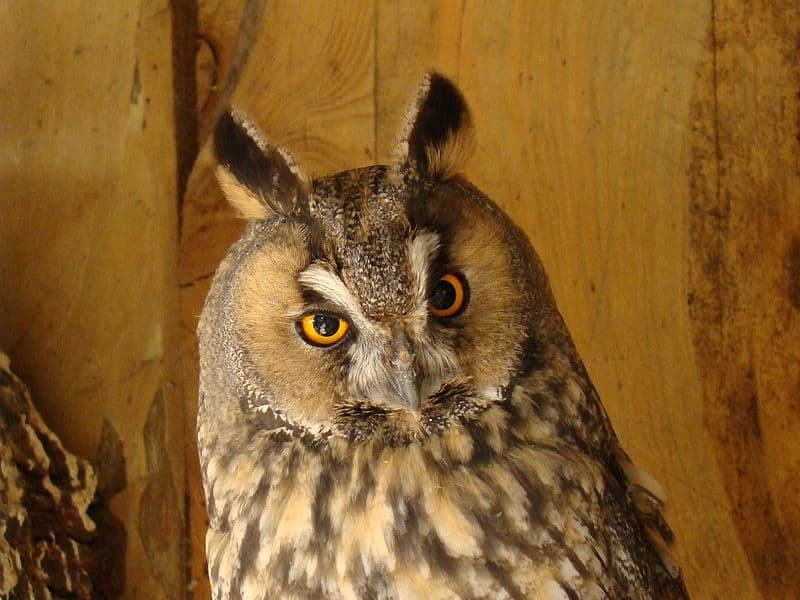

left=0, top=1, right=185, bottom=598
left=689, top=1, right=800, bottom=597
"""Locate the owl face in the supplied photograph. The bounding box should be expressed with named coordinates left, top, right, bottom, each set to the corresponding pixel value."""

left=203, top=74, right=558, bottom=444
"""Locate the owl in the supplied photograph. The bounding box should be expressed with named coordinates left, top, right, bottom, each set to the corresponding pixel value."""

left=197, top=73, right=689, bottom=600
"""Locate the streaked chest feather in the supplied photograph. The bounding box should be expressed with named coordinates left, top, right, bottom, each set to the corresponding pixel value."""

left=204, top=388, right=649, bottom=600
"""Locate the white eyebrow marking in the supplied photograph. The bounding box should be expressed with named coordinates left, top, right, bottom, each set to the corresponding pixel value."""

left=297, top=262, right=367, bottom=321
left=408, top=230, right=441, bottom=304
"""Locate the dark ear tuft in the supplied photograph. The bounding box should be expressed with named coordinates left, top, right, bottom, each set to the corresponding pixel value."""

left=213, top=110, right=310, bottom=220
left=394, top=72, right=476, bottom=181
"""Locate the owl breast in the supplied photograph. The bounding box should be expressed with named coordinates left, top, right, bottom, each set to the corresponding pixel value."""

left=204, top=371, right=656, bottom=600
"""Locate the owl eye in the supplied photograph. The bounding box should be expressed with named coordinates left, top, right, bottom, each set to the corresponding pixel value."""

left=298, top=314, right=350, bottom=347
left=429, top=273, right=468, bottom=318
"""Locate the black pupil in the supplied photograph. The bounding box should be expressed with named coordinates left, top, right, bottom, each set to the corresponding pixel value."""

left=313, top=315, right=340, bottom=337
left=431, top=278, right=457, bottom=310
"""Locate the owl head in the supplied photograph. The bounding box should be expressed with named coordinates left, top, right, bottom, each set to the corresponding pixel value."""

left=199, top=73, right=572, bottom=446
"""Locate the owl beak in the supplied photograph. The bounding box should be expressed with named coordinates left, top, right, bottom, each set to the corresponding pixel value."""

left=390, top=331, right=420, bottom=413
left=393, top=364, right=420, bottom=413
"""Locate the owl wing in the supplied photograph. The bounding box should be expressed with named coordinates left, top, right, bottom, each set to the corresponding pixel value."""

left=610, top=440, right=691, bottom=599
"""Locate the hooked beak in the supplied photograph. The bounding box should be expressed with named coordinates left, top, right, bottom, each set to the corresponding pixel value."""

left=389, top=330, right=420, bottom=412
left=393, top=362, right=419, bottom=412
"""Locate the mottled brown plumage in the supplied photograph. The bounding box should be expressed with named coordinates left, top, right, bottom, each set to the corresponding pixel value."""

left=198, top=73, right=689, bottom=599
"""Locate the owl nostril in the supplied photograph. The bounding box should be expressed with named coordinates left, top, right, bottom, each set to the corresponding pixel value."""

left=387, top=326, right=410, bottom=364
left=393, top=346, right=413, bottom=368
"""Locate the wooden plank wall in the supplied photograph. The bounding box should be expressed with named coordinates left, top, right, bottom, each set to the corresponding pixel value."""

left=0, top=2, right=185, bottom=598
left=2, top=1, right=797, bottom=599
left=181, top=2, right=799, bottom=599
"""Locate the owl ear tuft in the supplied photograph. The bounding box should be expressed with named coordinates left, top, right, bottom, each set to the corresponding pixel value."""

left=394, top=72, right=476, bottom=182
left=213, top=110, right=311, bottom=220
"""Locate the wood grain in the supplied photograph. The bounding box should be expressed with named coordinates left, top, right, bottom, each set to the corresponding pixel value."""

left=0, top=2, right=185, bottom=598
left=688, top=1, right=800, bottom=597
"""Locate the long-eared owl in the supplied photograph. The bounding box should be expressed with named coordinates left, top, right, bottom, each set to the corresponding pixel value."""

left=197, top=73, right=689, bottom=600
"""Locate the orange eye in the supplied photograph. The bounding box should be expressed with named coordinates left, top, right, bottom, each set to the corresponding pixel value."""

left=298, top=314, right=350, bottom=347
left=429, top=273, right=467, bottom=318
